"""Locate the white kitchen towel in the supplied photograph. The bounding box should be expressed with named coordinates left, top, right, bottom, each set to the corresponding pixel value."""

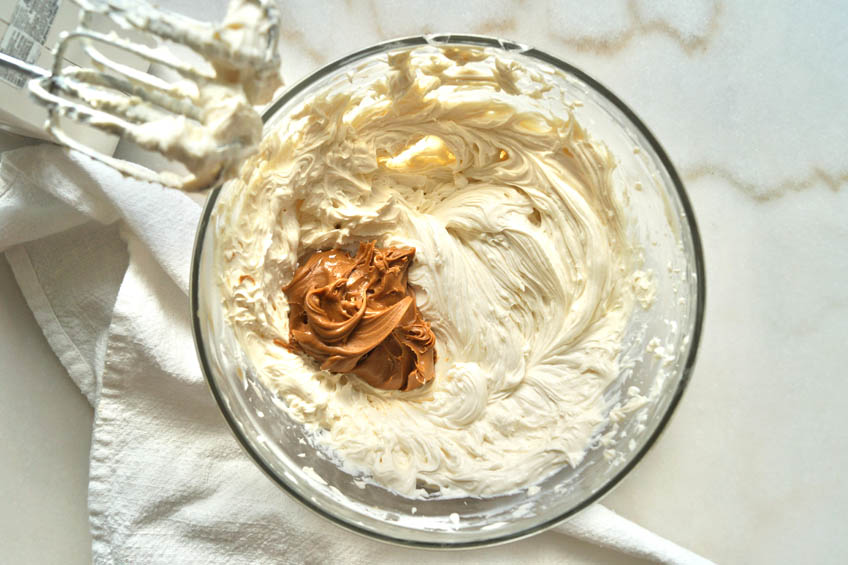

left=0, top=144, right=711, bottom=565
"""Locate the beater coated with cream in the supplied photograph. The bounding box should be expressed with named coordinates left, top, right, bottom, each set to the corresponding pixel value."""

left=214, top=46, right=637, bottom=497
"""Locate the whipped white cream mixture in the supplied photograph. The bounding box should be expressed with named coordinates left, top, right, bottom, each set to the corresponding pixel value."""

left=214, top=45, right=643, bottom=497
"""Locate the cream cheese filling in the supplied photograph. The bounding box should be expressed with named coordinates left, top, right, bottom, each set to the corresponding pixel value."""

left=214, top=45, right=640, bottom=498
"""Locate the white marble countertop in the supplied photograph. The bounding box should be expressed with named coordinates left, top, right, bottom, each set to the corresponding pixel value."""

left=2, top=1, right=848, bottom=563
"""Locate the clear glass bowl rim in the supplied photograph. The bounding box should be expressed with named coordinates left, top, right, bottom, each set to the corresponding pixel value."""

left=190, top=33, right=707, bottom=550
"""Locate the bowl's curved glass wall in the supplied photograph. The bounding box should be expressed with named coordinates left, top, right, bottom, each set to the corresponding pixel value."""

left=191, top=35, right=704, bottom=548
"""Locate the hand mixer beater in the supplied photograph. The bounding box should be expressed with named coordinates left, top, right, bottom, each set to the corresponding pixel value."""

left=0, top=0, right=283, bottom=189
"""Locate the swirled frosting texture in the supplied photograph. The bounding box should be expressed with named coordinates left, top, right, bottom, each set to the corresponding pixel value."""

left=214, top=46, right=637, bottom=497
left=283, top=241, right=436, bottom=391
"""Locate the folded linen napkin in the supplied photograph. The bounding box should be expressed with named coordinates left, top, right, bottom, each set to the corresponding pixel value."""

left=0, top=144, right=711, bottom=565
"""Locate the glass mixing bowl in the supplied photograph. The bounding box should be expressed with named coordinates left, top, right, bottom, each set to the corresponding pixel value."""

left=191, top=34, right=705, bottom=548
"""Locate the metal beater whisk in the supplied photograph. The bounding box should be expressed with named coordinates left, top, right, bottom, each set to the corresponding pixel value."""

left=0, top=0, right=282, bottom=189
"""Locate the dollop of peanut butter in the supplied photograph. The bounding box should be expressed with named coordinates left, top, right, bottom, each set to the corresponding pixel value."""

left=283, top=241, right=436, bottom=391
